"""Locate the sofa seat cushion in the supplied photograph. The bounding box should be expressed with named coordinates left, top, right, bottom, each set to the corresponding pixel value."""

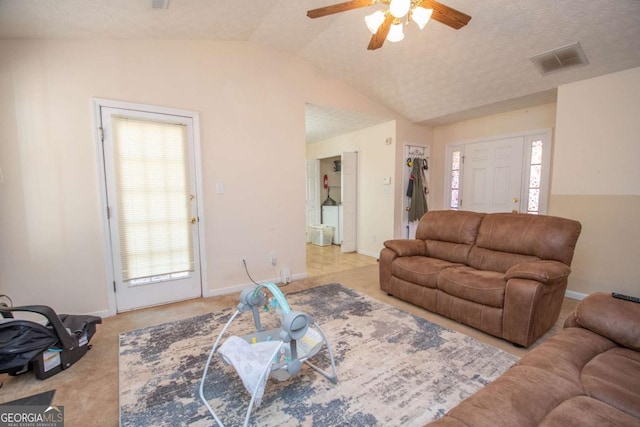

left=438, top=266, right=506, bottom=308
left=539, top=396, right=640, bottom=427
left=441, top=365, right=584, bottom=427
left=516, top=327, right=616, bottom=386
left=581, top=347, right=640, bottom=418
left=391, top=257, right=461, bottom=289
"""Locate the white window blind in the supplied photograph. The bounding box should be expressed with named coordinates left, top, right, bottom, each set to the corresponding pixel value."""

left=112, top=116, right=194, bottom=281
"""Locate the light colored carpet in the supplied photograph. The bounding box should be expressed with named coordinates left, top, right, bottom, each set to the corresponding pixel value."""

left=119, top=284, right=519, bottom=426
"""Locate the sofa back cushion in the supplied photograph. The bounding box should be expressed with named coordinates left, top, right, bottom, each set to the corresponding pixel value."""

left=575, top=292, right=640, bottom=351
left=468, top=213, right=582, bottom=272
left=416, top=210, right=484, bottom=264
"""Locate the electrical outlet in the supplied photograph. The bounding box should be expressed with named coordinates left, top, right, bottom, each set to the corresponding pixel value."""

left=269, top=251, right=277, bottom=266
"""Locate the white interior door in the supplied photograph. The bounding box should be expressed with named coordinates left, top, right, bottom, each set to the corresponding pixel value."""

left=341, top=151, right=357, bottom=252
left=306, top=159, right=320, bottom=242
left=461, top=137, right=524, bottom=213
left=100, top=106, right=202, bottom=312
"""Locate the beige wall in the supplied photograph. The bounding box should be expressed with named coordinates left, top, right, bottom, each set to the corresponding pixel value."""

left=0, top=39, right=405, bottom=315
left=551, top=67, right=640, bottom=297
left=432, top=103, right=557, bottom=210
left=432, top=67, right=640, bottom=297
left=2, top=38, right=636, bottom=315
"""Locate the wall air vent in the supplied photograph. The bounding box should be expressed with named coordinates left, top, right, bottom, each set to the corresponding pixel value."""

left=530, top=42, right=589, bottom=75
left=151, top=0, right=169, bottom=9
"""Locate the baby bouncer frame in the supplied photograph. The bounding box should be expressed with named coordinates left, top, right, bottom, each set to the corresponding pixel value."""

left=199, top=283, right=338, bottom=427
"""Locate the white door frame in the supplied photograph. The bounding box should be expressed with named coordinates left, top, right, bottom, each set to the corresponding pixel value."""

left=340, top=151, right=358, bottom=252
left=306, top=159, right=321, bottom=242
left=444, top=129, right=552, bottom=214
left=308, top=151, right=359, bottom=251
left=92, top=98, right=208, bottom=316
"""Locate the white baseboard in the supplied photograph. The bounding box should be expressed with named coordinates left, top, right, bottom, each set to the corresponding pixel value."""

left=208, top=282, right=254, bottom=297
left=207, top=272, right=308, bottom=297
left=290, top=272, right=308, bottom=282
left=356, top=249, right=379, bottom=258
left=565, top=290, right=588, bottom=300
left=86, top=309, right=112, bottom=319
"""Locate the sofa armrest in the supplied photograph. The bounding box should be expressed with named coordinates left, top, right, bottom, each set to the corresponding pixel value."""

left=383, top=239, right=426, bottom=257
left=504, top=260, right=570, bottom=285
left=572, top=292, right=640, bottom=351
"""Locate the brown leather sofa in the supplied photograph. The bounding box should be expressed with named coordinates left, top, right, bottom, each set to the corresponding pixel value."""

left=379, top=210, right=581, bottom=347
left=428, top=292, right=640, bottom=426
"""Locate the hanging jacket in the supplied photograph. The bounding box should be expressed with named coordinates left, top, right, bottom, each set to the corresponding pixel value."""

left=408, top=157, right=428, bottom=221
left=406, top=174, right=414, bottom=197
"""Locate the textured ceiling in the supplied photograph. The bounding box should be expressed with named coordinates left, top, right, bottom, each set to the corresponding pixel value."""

left=2, top=0, right=640, bottom=140
left=305, top=104, right=391, bottom=143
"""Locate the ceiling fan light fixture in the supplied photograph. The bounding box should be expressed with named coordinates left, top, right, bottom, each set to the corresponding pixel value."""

left=389, top=0, right=411, bottom=18
left=306, top=0, right=470, bottom=50
left=387, top=22, right=405, bottom=42
left=365, top=10, right=386, bottom=34
left=411, top=7, right=433, bottom=29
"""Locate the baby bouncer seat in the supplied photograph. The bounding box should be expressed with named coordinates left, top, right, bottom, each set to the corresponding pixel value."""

left=199, top=283, right=338, bottom=427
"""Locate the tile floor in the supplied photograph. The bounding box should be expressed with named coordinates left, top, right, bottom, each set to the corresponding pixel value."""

left=0, top=244, right=578, bottom=426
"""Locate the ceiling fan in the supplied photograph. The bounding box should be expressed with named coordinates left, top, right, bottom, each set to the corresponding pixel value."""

left=307, top=0, right=471, bottom=50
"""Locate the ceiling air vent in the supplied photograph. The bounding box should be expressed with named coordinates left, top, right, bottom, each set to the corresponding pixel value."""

left=530, top=42, right=589, bottom=75
left=151, top=0, right=169, bottom=9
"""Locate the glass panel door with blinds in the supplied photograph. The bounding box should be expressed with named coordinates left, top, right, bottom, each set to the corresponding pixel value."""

left=100, top=107, right=201, bottom=312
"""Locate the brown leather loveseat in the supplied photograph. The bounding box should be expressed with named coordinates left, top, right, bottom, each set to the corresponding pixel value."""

left=428, top=292, right=640, bottom=426
left=379, top=210, right=581, bottom=347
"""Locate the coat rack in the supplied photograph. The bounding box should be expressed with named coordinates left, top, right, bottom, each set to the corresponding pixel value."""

left=406, top=144, right=429, bottom=159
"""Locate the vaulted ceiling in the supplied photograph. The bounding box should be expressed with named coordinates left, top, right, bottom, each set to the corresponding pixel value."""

left=2, top=0, right=640, bottom=139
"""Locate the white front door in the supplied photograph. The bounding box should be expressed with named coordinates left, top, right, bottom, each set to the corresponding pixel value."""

left=99, top=105, right=202, bottom=312
left=341, top=151, right=358, bottom=252
left=461, top=137, right=524, bottom=213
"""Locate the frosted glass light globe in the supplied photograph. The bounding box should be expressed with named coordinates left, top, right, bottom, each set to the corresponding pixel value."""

left=411, top=7, right=433, bottom=29
left=365, top=10, right=385, bottom=34
left=389, top=0, right=410, bottom=18
left=386, top=22, right=405, bottom=42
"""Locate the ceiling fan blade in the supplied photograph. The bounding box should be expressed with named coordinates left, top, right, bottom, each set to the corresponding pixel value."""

left=367, top=14, right=394, bottom=51
left=307, top=0, right=373, bottom=19
left=418, top=0, right=471, bottom=29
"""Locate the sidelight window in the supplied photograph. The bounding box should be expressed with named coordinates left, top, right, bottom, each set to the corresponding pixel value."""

left=526, top=140, right=543, bottom=214
left=450, top=150, right=462, bottom=210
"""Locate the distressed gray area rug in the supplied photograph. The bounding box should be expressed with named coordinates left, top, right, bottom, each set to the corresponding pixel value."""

left=119, top=284, right=518, bottom=426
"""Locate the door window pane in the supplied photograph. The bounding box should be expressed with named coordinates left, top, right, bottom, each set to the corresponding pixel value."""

left=527, top=140, right=543, bottom=214
left=450, top=150, right=461, bottom=209
left=112, top=116, right=194, bottom=281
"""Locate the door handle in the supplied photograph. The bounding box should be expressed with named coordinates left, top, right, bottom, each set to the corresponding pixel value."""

left=513, top=197, right=519, bottom=203
left=190, top=217, right=197, bottom=224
